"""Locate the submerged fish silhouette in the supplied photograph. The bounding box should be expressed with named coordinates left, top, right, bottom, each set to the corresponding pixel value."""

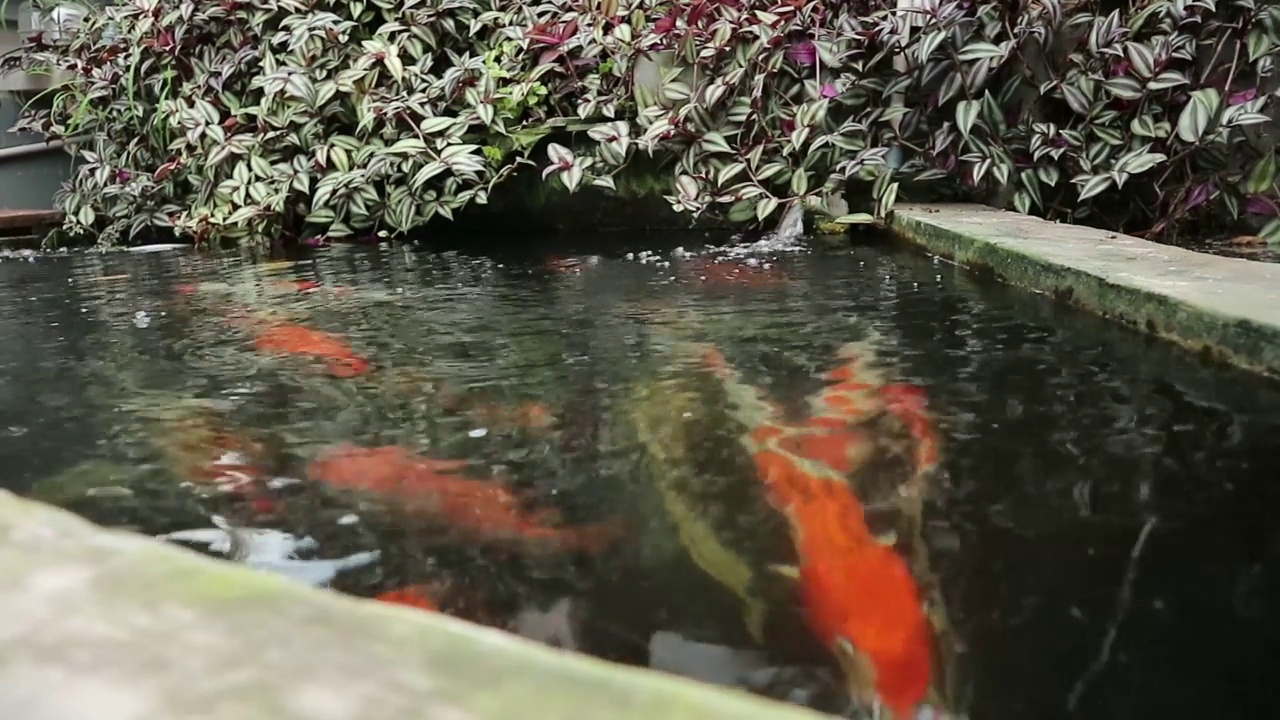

left=376, top=584, right=441, bottom=612
left=251, top=320, right=372, bottom=378
left=680, top=256, right=789, bottom=289
left=159, top=413, right=280, bottom=517
left=306, top=444, right=618, bottom=555
left=466, top=401, right=558, bottom=432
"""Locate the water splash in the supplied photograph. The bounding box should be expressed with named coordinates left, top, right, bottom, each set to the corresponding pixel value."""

left=702, top=202, right=808, bottom=260
left=773, top=202, right=806, bottom=245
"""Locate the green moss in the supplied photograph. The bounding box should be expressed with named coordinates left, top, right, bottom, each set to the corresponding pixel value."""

left=888, top=208, right=1280, bottom=380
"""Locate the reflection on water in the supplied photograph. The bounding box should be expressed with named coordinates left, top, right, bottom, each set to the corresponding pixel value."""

left=1, top=236, right=1279, bottom=719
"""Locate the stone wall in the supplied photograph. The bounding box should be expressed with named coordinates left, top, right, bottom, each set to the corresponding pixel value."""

left=0, top=490, right=833, bottom=720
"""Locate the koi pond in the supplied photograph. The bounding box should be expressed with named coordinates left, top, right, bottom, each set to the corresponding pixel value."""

left=1, top=235, right=1278, bottom=720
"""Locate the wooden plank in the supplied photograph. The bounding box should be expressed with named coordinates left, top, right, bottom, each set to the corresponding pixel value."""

left=0, top=209, right=62, bottom=231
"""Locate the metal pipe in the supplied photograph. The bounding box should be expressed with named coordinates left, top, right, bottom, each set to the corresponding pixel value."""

left=0, top=134, right=88, bottom=162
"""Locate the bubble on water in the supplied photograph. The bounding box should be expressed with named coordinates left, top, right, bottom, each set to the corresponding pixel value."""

left=468, top=428, right=489, bottom=438
left=133, top=310, right=151, bottom=328
left=336, top=513, right=360, bottom=526
left=267, top=476, right=302, bottom=490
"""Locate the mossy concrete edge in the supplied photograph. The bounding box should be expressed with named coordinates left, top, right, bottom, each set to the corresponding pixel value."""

left=887, top=204, right=1280, bottom=379
left=0, top=490, right=833, bottom=720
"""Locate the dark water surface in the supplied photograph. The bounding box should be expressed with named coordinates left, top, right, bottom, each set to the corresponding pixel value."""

left=1, top=236, right=1278, bottom=720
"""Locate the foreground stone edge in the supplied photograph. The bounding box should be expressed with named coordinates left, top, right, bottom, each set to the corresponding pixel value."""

left=0, top=491, right=831, bottom=720
left=888, top=204, right=1280, bottom=378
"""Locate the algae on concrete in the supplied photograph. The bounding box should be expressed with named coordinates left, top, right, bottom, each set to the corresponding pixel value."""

left=0, top=490, right=836, bottom=720
left=888, top=204, right=1280, bottom=379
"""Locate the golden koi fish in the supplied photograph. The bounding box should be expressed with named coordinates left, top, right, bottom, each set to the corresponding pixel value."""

left=630, top=376, right=791, bottom=643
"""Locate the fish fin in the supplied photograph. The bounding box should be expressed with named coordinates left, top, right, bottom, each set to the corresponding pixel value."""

left=833, top=636, right=881, bottom=714
left=875, top=529, right=899, bottom=546
left=768, top=563, right=801, bottom=581
left=743, top=599, right=768, bottom=643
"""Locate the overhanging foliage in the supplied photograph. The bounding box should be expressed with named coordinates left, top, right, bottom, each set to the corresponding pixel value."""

left=5, top=0, right=1280, bottom=246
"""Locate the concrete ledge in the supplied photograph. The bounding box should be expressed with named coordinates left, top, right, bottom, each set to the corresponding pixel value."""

left=888, top=204, right=1280, bottom=378
left=0, top=491, right=831, bottom=720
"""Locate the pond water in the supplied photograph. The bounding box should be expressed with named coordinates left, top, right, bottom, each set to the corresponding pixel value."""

left=1, top=235, right=1278, bottom=720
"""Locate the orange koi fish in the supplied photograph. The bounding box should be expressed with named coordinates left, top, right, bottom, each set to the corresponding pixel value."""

left=681, top=256, right=788, bottom=289
left=376, top=580, right=505, bottom=627
left=376, top=584, right=441, bottom=611
left=700, top=346, right=934, bottom=720
left=251, top=320, right=372, bottom=378
left=306, top=444, right=618, bottom=555
left=807, top=348, right=943, bottom=503
left=879, top=383, right=942, bottom=480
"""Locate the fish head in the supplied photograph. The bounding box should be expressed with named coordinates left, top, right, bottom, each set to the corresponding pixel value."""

left=802, top=544, right=933, bottom=720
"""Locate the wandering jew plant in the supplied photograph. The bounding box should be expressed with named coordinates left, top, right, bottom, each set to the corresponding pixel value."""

left=4, top=0, right=634, bottom=244
left=5, top=0, right=1280, bottom=245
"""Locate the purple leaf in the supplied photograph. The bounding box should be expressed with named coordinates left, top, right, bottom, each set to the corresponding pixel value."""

left=1184, top=182, right=1211, bottom=210
left=1228, top=87, right=1259, bottom=106
left=819, top=82, right=838, bottom=99
left=1244, top=194, right=1278, bottom=216
left=787, top=40, right=816, bottom=66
